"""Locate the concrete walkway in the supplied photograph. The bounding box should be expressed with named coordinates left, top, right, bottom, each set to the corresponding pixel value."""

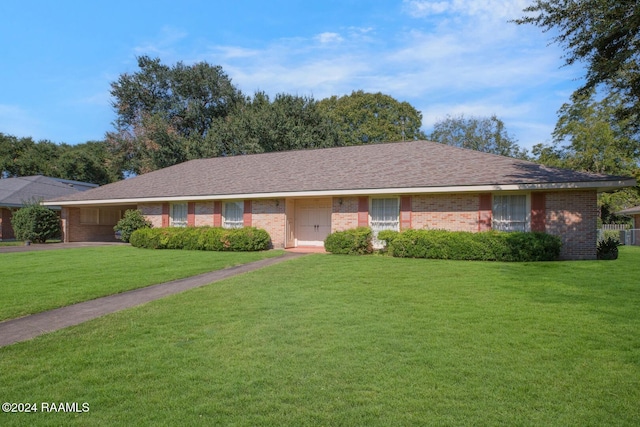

left=0, top=251, right=306, bottom=347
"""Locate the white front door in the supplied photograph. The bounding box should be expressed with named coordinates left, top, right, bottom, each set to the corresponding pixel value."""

left=295, top=199, right=332, bottom=246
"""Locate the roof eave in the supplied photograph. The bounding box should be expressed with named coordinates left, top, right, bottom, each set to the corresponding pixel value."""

left=42, top=178, right=636, bottom=207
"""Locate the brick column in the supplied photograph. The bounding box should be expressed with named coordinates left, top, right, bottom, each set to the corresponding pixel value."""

left=478, top=194, right=492, bottom=231
left=243, top=200, right=252, bottom=227
left=162, top=203, right=170, bottom=227
left=187, top=202, right=195, bottom=227
left=358, top=197, right=369, bottom=227
left=400, top=196, right=412, bottom=230
left=213, top=201, right=222, bottom=227
left=531, top=192, right=546, bottom=232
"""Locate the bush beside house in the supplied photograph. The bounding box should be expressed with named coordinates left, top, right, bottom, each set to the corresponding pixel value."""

left=325, top=228, right=562, bottom=262
left=324, top=227, right=373, bottom=255
left=114, top=209, right=153, bottom=243
left=11, top=202, right=60, bottom=243
left=130, top=226, right=271, bottom=251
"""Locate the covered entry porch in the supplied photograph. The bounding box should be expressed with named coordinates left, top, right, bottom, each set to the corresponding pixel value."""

left=284, top=197, right=333, bottom=248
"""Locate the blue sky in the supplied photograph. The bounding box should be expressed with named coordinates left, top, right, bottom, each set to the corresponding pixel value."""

left=0, top=0, right=582, bottom=150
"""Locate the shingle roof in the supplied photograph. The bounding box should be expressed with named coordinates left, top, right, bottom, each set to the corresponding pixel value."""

left=0, top=176, right=95, bottom=207
left=45, top=141, right=635, bottom=204
left=618, top=205, right=640, bottom=215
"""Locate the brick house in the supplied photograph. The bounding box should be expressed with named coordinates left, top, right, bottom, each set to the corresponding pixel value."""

left=44, top=141, right=635, bottom=260
left=617, top=205, right=640, bottom=245
left=0, top=175, right=97, bottom=240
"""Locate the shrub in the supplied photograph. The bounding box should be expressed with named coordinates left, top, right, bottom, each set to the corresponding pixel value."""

left=597, top=236, right=620, bottom=260
left=114, top=209, right=153, bottom=243
left=325, top=227, right=373, bottom=255
left=386, top=229, right=562, bottom=262
left=11, top=202, right=60, bottom=243
left=129, top=226, right=271, bottom=251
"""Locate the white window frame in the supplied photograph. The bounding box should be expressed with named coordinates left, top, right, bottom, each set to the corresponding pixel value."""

left=492, top=193, right=530, bottom=232
left=170, top=203, right=188, bottom=227
left=370, top=197, right=400, bottom=247
left=223, top=201, right=244, bottom=229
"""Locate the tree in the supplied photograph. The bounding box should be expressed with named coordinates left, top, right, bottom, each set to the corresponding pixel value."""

left=514, top=1, right=640, bottom=126
left=317, top=91, right=426, bottom=145
left=107, top=56, right=244, bottom=174
left=0, top=133, right=121, bottom=185
left=530, top=90, right=640, bottom=224
left=196, top=92, right=342, bottom=158
left=11, top=201, right=60, bottom=243
left=56, top=141, right=122, bottom=185
left=429, top=114, right=527, bottom=158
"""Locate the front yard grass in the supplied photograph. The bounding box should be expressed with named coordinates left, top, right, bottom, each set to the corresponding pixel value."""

left=1, top=247, right=639, bottom=425
left=0, top=246, right=283, bottom=321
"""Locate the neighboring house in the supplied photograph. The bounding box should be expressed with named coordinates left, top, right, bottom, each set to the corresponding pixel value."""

left=44, top=141, right=635, bottom=260
left=617, top=205, right=640, bottom=245
left=0, top=175, right=98, bottom=240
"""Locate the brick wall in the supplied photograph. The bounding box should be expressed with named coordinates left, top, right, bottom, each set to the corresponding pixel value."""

left=412, top=194, right=479, bottom=232
left=545, top=190, right=598, bottom=260
left=195, top=202, right=215, bottom=227
left=252, top=199, right=285, bottom=248
left=139, top=203, right=164, bottom=228
left=331, top=197, right=359, bottom=231
left=61, top=207, right=125, bottom=242
left=0, top=207, right=15, bottom=240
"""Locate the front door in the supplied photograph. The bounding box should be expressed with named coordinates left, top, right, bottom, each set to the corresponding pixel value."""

left=295, top=198, right=332, bottom=246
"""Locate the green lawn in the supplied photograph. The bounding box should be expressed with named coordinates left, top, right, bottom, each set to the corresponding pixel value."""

left=0, top=246, right=283, bottom=321
left=1, top=247, right=639, bottom=426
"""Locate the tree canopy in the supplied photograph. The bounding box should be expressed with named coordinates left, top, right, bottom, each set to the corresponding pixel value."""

left=0, top=133, right=121, bottom=184
left=514, top=0, right=640, bottom=126
left=429, top=114, right=527, bottom=159
left=317, top=91, right=426, bottom=145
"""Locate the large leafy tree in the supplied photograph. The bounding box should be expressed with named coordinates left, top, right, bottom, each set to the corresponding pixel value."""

left=0, top=133, right=121, bottom=184
left=531, top=91, right=640, bottom=223
left=198, top=92, right=340, bottom=158
left=317, top=91, right=426, bottom=145
left=107, top=56, right=244, bottom=174
left=514, top=1, right=640, bottom=126
left=429, top=114, right=527, bottom=159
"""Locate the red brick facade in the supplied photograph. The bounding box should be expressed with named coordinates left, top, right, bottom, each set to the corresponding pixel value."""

left=0, top=207, right=16, bottom=240
left=70, top=190, right=600, bottom=259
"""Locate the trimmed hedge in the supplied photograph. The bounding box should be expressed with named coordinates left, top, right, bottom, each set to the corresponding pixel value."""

left=129, top=226, right=271, bottom=251
left=380, top=229, right=562, bottom=262
left=324, top=227, right=373, bottom=255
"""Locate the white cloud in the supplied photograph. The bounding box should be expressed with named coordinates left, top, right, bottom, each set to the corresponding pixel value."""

left=315, top=32, right=344, bottom=44
left=404, top=0, right=529, bottom=20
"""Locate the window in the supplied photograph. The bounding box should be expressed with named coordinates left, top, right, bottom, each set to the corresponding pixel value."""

left=80, top=208, right=99, bottom=225
left=370, top=198, right=399, bottom=235
left=170, top=203, right=188, bottom=227
left=492, top=194, right=529, bottom=232
left=223, top=201, right=244, bottom=229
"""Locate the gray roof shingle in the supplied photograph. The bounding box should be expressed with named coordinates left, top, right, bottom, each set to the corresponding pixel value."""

left=0, top=176, right=95, bottom=207
left=45, top=141, right=635, bottom=204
